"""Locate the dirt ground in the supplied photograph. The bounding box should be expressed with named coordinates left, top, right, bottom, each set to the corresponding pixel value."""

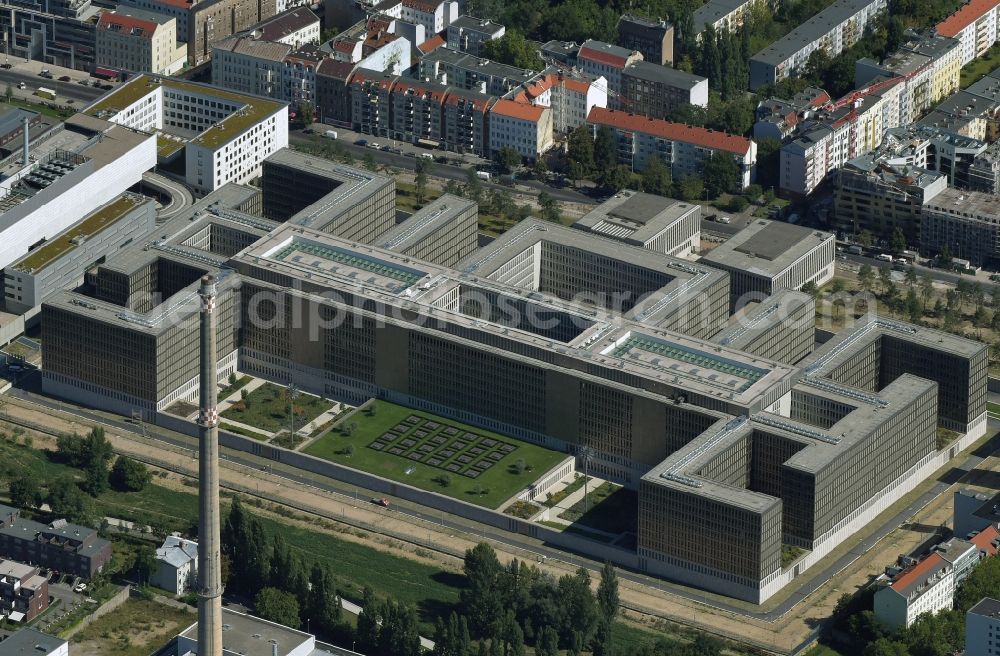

left=71, top=598, right=194, bottom=656
left=4, top=396, right=996, bottom=653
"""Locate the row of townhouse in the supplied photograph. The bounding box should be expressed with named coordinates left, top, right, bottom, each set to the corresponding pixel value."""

left=773, top=30, right=962, bottom=197
left=586, top=107, right=757, bottom=188
left=749, top=0, right=889, bottom=89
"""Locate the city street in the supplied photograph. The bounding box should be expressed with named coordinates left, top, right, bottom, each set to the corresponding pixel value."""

left=0, top=60, right=107, bottom=105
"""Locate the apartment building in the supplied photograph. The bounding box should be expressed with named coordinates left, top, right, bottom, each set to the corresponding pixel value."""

left=967, top=597, right=1000, bottom=656
left=0, top=560, right=48, bottom=623
left=251, top=6, right=320, bottom=47
left=875, top=554, right=954, bottom=628
left=282, top=45, right=324, bottom=107
left=211, top=36, right=291, bottom=98
left=587, top=107, right=757, bottom=188
left=120, top=0, right=279, bottom=65
left=920, top=186, right=1000, bottom=265
left=576, top=39, right=643, bottom=107
left=0, top=506, right=112, bottom=578
left=621, top=61, right=708, bottom=120
left=441, top=86, right=493, bottom=155
left=95, top=8, right=186, bottom=75
left=151, top=535, right=198, bottom=594
left=373, top=0, right=457, bottom=33
left=753, top=87, right=831, bottom=140
left=316, top=59, right=357, bottom=126
left=419, top=47, right=536, bottom=96
left=446, top=16, right=504, bottom=56
left=937, top=0, right=1000, bottom=65
left=488, top=99, right=552, bottom=159
left=508, top=69, right=608, bottom=133
left=693, top=0, right=770, bottom=37
left=616, top=14, right=673, bottom=66
left=749, top=0, right=888, bottom=89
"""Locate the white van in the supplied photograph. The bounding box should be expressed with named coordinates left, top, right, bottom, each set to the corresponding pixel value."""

left=419, top=153, right=434, bottom=160
left=476, top=171, right=491, bottom=180
left=323, top=130, right=338, bottom=139
left=716, top=216, right=731, bottom=224
left=875, top=253, right=894, bottom=262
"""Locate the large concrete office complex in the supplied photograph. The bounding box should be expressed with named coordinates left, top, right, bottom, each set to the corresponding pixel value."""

left=0, top=0, right=100, bottom=71
left=699, top=219, right=836, bottom=310
left=377, top=194, right=478, bottom=267
left=749, top=0, right=888, bottom=89
left=38, top=152, right=987, bottom=605
left=571, top=190, right=701, bottom=258
left=84, top=74, right=288, bottom=195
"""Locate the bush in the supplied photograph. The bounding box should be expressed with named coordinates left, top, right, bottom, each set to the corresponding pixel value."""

left=110, top=456, right=152, bottom=492
left=727, top=195, right=749, bottom=213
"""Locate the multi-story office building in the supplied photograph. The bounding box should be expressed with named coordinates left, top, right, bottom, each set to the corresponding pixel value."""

left=712, top=289, right=815, bottom=364
left=0, top=560, right=48, bottom=622
left=967, top=597, right=1000, bottom=656
left=693, top=0, right=770, bottom=37
left=0, top=505, right=112, bottom=578
left=621, top=61, right=708, bottom=119
left=0, top=0, right=99, bottom=71
left=446, top=16, right=504, bottom=56
left=4, top=193, right=156, bottom=314
left=699, top=219, right=835, bottom=310
left=572, top=190, right=701, bottom=258
left=95, top=8, right=186, bottom=75
left=587, top=107, right=757, bottom=188
left=937, top=0, right=1000, bottom=65
left=120, top=0, right=279, bottom=64
left=920, top=186, right=1000, bottom=266
left=616, top=14, right=673, bottom=66
left=749, top=0, right=888, bottom=89
left=84, top=74, right=288, bottom=195
left=378, top=194, right=478, bottom=267
left=875, top=554, right=954, bottom=628
left=0, top=113, right=156, bottom=271
left=576, top=39, right=643, bottom=108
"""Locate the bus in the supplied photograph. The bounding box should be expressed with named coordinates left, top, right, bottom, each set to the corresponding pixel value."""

left=35, top=87, right=55, bottom=100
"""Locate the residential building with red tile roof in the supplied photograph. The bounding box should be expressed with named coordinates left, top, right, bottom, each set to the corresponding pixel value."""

left=576, top=39, right=643, bottom=108
left=96, top=8, right=186, bottom=75
left=488, top=99, right=553, bottom=159
left=936, top=0, right=1000, bottom=64
left=875, top=553, right=954, bottom=628
left=587, top=107, right=757, bottom=187
left=418, top=34, right=446, bottom=54
left=508, top=68, right=608, bottom=132
left=316, top=59, right=357, bottom=126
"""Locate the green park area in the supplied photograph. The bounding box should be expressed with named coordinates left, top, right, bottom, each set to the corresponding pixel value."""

left=221, top=382, right=332, bottom=434
left=304, top=400, right=567, bottom=508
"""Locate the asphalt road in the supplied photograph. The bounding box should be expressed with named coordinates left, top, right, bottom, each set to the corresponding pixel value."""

left=0, top=68, right=104, bottom=104
left=840, top=252, right=1000, bottom=291
left=9, top=381, right=997, bottom=639
left=141, top=171, right=195, bottom=221
left=287, top=130, right=597, bottom=205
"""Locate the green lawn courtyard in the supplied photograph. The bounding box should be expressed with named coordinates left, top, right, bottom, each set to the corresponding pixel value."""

left=221, top=382, right=332, bottom=434
left=304, top=400, right=567, bottom=508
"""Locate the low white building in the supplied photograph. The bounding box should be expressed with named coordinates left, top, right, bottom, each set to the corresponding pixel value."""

left=874, top=553, right=954, bottom=628
left=85, top=74, right=289, bottom=195
left=488, top=99, right=553, bottom=159
left=150, top=534, right=198, bottom=594
left=967, top=597, right=1000, bottom=656
left=95, top=8, right=186, bottom=75
left=375, top=0, right=457, bottom=34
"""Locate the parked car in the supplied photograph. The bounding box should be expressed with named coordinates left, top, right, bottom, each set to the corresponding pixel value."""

left=73, top=582, right=87, bottom=593
left=16, top=82, right=25, bottom=90
left=371, top=498, right=390, bottom=507
left=354, top=139, right=368, bottom=146
left=38, top=69, right=51, bottom=78
left=58, top=75, right=70, bottom=82
left=322, top=130, right=338, bottom=140
left=0, top=63, right=12, bottom=69
left=368, top=142, right=380, bottom=150
left=716, top=216, right=731, bottom=224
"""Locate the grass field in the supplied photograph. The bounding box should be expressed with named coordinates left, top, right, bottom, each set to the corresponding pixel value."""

left=962, top=44, right=1000, bottom=88
left=304, top=400, right=567, bottom=508
left=221, top=382, right=332, bottom=433
left=988, top=402, right=1000, bottom=415
left=71, top=598, right=194, bottom=656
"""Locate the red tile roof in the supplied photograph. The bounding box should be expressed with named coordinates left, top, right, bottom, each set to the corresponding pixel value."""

left=333, top=39, right=358, bottom=54
left=562, top=77, right=591, bottom=93
left=402, top=0, right=440, bottom=12
left=417, top=34, right=445, bottom=54
left=97, top=12, right=159, bottom=38
left=971, top=525, right=1000, bottom=556
left=578, top=46, right=628, bottom=69
left=889, top=553, right=947, bottom=595
left=587, top=107, right=753, bottom=155
left=937, top=0, right=1000, bottom=37
left=149, top=0, right=191, bottom=9
left=491, top=98, right=545, bottom=121
left=810, top=90, right=832, bottom=107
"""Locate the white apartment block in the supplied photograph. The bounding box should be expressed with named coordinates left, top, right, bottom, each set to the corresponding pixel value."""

left=88, top=74, right=288, bottom=195
left=938, top=0, right=1000, bottom=65
left=968, top=598, right=1000, bottom=656
left=151, top=535, right=198, bottom=594
left=510, top=71, right=607, bottom=133
left=374, top=0, right=457, bottom=33
left=749, top=0, right=888, bottom=89
left=587, top=107, right=757, bottom=188
left=488, top=99, right=553, bottom=159
left=95, top=8, right=186, bottom=75
left=874, top=554, right=954, bottom=628
left=693, top=0, right=771, bottom=37
left=576, top=39, right=643, bottom=107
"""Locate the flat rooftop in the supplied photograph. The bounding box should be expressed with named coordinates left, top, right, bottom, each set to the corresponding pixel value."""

left=84, top=74, right=286, bottom=150
left=624, top=60, right=706, bottom=88
left=713, top=289, right=814, bottom=348
left=0, top=628, right=68, bottom=655
left=751, top=0, right=884, bottom=66
left=969, top=597, right=1000, bottom=618
left=378, top=194, right=475, bottom=251
left=573, top=190, right=700, bottom=244
left=11, top=193, right=149, bottom=273
left=179, top=608, right=313, bottom=656
left=699, top=219, right=834, bottom=277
